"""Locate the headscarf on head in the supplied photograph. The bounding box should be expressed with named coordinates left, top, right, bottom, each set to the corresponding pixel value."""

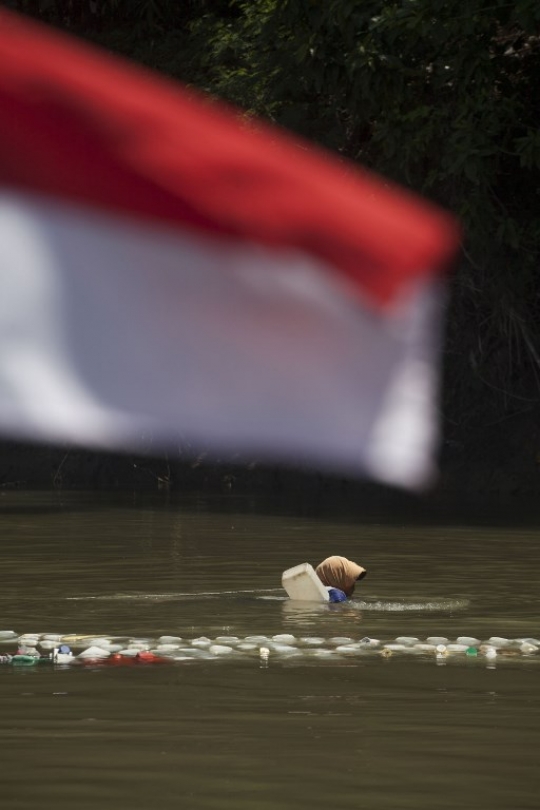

left=315, top=556, right=366, bottom=597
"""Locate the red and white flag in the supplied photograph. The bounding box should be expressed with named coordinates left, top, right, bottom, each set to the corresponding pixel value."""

left=0, top=10, right=459, bottom=488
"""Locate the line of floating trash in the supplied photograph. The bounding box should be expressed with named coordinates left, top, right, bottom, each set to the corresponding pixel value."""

left=1, top=630, right=539, bottom=668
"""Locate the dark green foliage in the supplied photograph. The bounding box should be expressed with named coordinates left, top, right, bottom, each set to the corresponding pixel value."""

left=9, top=0, right=540, bottom=435
left=188, top=0, right=540, bottom=431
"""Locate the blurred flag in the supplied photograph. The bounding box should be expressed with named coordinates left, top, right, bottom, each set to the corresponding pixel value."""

left=0, top=10, right=459, bottom=489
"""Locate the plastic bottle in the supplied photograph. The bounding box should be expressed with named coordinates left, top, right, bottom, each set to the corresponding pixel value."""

left=108, top=653, right=136, bottom=665
left=136, top=651, right=167, bottom=663
left=53, top=645, right=74, bottom=664
left=11, top=654, right=39, bottom=666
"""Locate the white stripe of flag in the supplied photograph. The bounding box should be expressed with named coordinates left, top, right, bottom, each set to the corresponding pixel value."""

left=0, top=11, right=459, bottom=489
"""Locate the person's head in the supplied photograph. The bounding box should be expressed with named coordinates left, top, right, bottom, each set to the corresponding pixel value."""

left=315, top=555, right=367, bottom=597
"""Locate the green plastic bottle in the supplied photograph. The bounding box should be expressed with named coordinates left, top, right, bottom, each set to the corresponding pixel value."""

left=11, top=654, right=39, bottom=666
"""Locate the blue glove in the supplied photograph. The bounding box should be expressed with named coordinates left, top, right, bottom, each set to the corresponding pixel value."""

left=328, top=588, right=347, bottom=603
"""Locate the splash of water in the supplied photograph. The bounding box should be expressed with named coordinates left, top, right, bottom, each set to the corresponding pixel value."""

left=66, top=591, right=469, bottom=612
left=353, top=598, right=469, bottom=612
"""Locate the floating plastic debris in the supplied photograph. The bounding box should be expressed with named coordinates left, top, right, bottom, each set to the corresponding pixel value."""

left=78, top=646, right=111, bottom=660
left=17, top=645, right=40, bottom=657
left=487, top=637, right=511, bottom=647
left=446, top=643, right=470, bottom=653
left=0, top=631, right=538, bottom=669
left=384, top=643, right=409, bottom=652
left=136, top=651, right=167, bottom=664
left=269, top=643, right=298, bottom=655
left=335, top=644, right=364, bottom=655
left=299, top=637, right=325, bottom=647
left=53, top=645, right=74, bottom=665
left=127, top=639, right=153, bottom=651
left=40, top=640, right=59, bottom=651
left=208, top=645, right=234, bottom=655
left=18, top=634, right=40, bottom=646
left=311, top=649, right=333, bottom=658
left=359, top=637, right=381, bottom=648
left=12, top=654, right=40, bottom=666
left=457, top=636, right=480, bottom=647
left=191, top=637, right=212, bottom=649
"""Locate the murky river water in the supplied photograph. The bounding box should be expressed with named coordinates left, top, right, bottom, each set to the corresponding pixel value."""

left=1, top=489, right=539, bottom=809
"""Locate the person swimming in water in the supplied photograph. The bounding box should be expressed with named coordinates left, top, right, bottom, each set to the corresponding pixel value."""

left=315, top=556, right=367, bottom=602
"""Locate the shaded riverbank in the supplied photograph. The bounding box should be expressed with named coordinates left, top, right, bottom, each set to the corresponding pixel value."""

left=1, top=402, right=539, bottom=506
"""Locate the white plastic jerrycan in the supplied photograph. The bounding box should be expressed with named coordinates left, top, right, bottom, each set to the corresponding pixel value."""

left=281, top=563, right=329, bottom=602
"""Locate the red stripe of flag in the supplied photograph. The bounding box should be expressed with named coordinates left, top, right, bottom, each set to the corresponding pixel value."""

left=0, top=9, right=459, bottom=307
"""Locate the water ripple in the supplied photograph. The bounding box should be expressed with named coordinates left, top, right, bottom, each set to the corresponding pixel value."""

left=353, top=598, right=470, bottom=612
